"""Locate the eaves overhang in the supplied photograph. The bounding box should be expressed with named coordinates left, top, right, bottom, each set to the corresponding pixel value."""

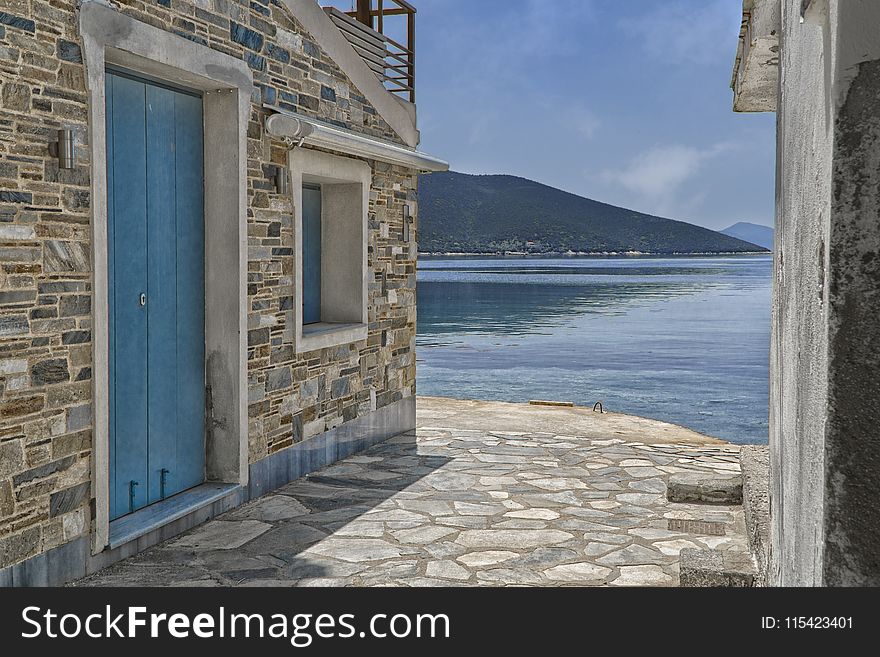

left=731, top=0, right=780, bottom=113
left=265, top=110, right=448, bottom=173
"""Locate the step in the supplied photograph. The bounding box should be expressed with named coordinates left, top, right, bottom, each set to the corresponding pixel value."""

left=666, top=472, right=743, bottom=505
left=680, top=547, right=757, bottom=587
left=740, top=445, right=770, bottom=584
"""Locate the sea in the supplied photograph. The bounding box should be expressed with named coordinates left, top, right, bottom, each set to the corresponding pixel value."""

left=416, top=255, right=772, bottom=444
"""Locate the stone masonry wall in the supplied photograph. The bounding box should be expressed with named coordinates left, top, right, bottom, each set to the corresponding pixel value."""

left=0, top=0, right=418, bottom=569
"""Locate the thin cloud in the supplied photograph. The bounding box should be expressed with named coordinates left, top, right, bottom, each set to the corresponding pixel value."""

left=599, top=142, right=734, bottom=215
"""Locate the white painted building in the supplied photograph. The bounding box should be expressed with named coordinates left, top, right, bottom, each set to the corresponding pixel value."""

left=733, top=0, right=880, bottom=586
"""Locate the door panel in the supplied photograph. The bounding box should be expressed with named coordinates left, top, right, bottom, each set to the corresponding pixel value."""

left=302, top=186, right=322, bottom=325
left=107, top=70, right=206, bottom=520
left=107, top=74, right=149, bottom=520
left=168, top=90, right=206, bottom=495
left=145, top=83, right=179, bottom=505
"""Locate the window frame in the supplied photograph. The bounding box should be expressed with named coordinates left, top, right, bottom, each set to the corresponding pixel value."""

left=288, top=148, right=370, bottom=353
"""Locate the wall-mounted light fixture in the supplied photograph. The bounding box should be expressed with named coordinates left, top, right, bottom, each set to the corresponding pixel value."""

left=54, top=128, right=75, bottom=169
left=274, top=165, right=289, bottom=195
left=403, top=203, right=411, bottom=242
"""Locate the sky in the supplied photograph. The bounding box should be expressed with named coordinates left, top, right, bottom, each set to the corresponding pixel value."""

left=404, top=0, right=776, bottom=231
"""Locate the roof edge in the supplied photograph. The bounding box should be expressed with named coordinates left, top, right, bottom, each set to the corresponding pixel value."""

left=281, top=0, right=420, bottom=147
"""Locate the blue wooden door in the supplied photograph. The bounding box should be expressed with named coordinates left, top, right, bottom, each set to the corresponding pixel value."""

left=106, top=70, right=206, bottom=520
left=302, top=185, right=322, bottom=325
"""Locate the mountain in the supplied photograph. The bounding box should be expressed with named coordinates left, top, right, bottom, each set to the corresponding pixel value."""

left=418, top=171, right=768, bottom=254
left=721, top=222, right=774, bottom=250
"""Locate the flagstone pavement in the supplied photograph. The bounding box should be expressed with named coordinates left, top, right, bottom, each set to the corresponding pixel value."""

left=75, top=399, right=750, bottom=587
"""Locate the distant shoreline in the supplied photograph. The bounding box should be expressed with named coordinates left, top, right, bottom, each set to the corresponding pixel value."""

left=418, top=250, right=772, bottom=257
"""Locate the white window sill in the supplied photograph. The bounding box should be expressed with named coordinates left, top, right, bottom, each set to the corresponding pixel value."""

left=298, top=322, right=368, bottom=353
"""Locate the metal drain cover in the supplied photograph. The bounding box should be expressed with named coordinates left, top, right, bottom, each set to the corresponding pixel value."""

left=667, top=518, right=726, bottom=536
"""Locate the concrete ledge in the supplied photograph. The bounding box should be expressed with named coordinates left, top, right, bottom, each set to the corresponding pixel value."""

left=740, top=445, right=770, bottom=585
left=0, top=398, right=415, bottom=587
left=666, top=473, right=743, bottom=505
left=679, top=548, right=757, bottom=587
left=248, top=396, right=415, bottom=500
left=108, top=483, right=241, bottom=549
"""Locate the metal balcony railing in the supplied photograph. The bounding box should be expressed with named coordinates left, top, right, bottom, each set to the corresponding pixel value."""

left=323, top=0, right=416, bottom=103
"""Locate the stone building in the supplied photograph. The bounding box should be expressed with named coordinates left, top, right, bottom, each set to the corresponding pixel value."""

left=0, top=0, right=446, bottom=585
left=733, top=0, right=880, bottom=585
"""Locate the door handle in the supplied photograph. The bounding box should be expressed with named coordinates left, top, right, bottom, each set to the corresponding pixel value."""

left=129, top=480, right=139, bottom=513
left=139, top=293, right=147, bottom=307
left=160, top=469, right=170, bottom=500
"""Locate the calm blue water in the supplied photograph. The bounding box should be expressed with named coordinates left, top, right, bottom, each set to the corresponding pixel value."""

left=416, top=255, right=772, bottom=444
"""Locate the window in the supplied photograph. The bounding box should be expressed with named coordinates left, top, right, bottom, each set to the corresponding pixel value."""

left=289, top=149, right=370, bottom=352
left=302, top=184, right=322, bottom=325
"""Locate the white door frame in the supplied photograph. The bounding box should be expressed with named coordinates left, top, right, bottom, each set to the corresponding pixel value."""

left=79, top=2, right=251, bottom=552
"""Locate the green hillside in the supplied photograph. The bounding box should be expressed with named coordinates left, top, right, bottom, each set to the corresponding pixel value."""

left=418, top=171, right=768, bottom=254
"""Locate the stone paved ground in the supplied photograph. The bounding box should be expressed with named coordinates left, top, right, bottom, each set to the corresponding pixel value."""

left=76, top=402, right=749, bottom=587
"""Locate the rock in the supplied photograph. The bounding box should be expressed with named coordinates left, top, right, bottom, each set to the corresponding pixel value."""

left=266, top=367, right=292, bottom=392
left=584, top=542, right=618, bottom=557
left=392, top=525, right=457, bottom=545
left=12, top=456, right=75, bottom=486
left=227, top=495, right=310, bottom=522
left=543, top=562, right=611, bottom=583
left=610, top=565, right=674, bottom=586
left=619, top=459, right=654, bottom=467
left=453, top=502, right=506, bottom=516
left=0, top=527, right=40, bottom=568
left=44, top=240, right=90, bottom=273
left=49, top=481, right=89, bottom=517
left=31, top=358, right=70, bottom=386
left=653, top=539, right=701, bottom=556
left=666, top=473, right=743, bottom=504
left=170, top=520, right=272, bottom=550
left=425, top=560, right=471, bottom=581
left=475, top=568, right=544, bottom=585
left=285, top=558, right=368, bottom=580
left=0, top=441, right=24, bottom=478
left=456, top=551, right=518, bottom=568
left=306, top=539, right=410, bottom=563
left=62, top=189, right=89, bottom=212
left=1, top=82, right=29, bottom=111
left=246, top=523, right=329, bottom=560
left=596, top=544, right=665, bottom=567
left=615, top=492, right=662, bottom=505
left=59, top=295, right=91, bottom=317
left=624, top=466, right=664, bottom=478
left=332, top=521, right=385, bottom=538
left=527, top=477, right=588, bottom=491
left=512, top=547, right=580, bottom=568
left=0, top=359, right=27, bottom=375
left=0, top=479, right=13, bottom=517
left=456, top=529, right=574, bottom=549
left=0, top=315, right=28, bottom=337
left=66, top=404, right=91, bottom=432
left=396, top=499, right=454, bottom=516
left=330, top=377, right=349, bottom=398
left=493, top=519, right=548, bottom=530
left=230, top=22, right=264, bottom=51
left=504, top=508, right=560, bottom=520
left=424, top=472, right=477, bottom=491
left=57, top=40, right=82, bottom=63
